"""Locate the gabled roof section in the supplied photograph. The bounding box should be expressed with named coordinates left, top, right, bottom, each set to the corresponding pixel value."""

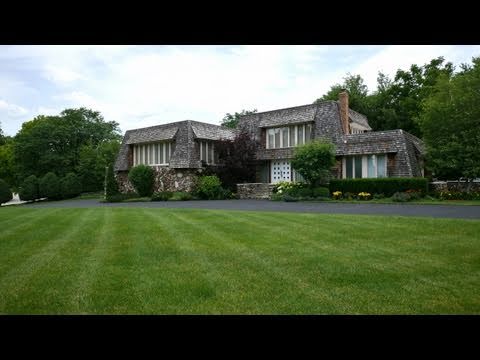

left=125, top=123, right=180, bottom=144
left=335, top=129, right=425, bottom=156
left=348, top=108, right=371, bottom=130
left=191, top=121, right=236, bottom=140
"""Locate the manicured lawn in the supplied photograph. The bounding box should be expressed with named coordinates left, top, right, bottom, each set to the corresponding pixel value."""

left=0, top=207, right=478, bottom=314
left=324, top=199, right=480, bottom=206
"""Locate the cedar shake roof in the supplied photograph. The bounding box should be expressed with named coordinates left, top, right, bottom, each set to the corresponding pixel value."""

left=191, top=121, right=236, bottom=140
left=125, top=124, right=179, bottom=144
left=336, top=129, right=422, bottom=155
left=250, top=101, right=371, bottom=130
left=257, top=104, right=318, bottom=127
left=114, top=120, right=236, bottom=171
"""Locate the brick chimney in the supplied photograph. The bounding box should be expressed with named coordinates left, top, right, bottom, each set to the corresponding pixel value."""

left=339, top=89, right=350, bottom=134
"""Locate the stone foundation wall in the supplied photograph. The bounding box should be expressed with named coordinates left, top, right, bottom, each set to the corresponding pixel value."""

left=237, top=183, right=275, bottom=199
left=116, top=167, right=203, bottom=193
left=429, top=181, right=480, bottom=193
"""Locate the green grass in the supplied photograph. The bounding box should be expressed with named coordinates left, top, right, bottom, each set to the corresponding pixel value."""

left=311, top=198, right=480, bottom=206
left=0, top=207, right=478, bottom=314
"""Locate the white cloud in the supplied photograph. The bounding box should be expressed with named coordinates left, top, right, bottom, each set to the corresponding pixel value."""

left=0, top=99, right=28, bottom=117
left=1, top=45, right=480, bottom=136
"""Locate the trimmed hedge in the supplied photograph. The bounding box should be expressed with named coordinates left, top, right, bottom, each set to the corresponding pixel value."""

left=128, top=165, right=154, bottom=197
left=0, top=179, right=13, bottom=204
left=329, top=178, right=428, bottom=197
left=19, top=175, right=40, bottom=201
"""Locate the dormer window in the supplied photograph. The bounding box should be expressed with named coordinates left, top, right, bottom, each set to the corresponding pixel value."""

left=266, top=123, right=312, bottom=149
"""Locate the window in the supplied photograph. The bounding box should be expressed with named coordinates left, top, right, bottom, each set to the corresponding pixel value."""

left=344, top=154, right=387, bottom=178
left=200, top=141, right=216, bottom=164
left=266, top=123, right=313, bottom=149
left=133, top=142, right=173, bottom=166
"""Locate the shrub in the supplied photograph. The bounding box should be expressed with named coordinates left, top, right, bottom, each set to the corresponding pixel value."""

left=195, top=175, right=224, bottom=200
left=169, top=192, right=193, bottom=201
left=283, top=194, right=298, bottom=202
left=105, top=164, right=119, bottom=198
left=0, top=178, right=13, bottom=204
left=291, top=140, right=336, bottom=186
left=39, top=172, right=61, bottom=200
left=329, top=178, right=428, bottom=197
left=312, top=187, right=330, bottom=198
left=273, top=181, right=301, bottom=195
left=18, top=175, right=39, bottom=201
left=332, top=191, right=342, bottom=200
left=373, top=193, right=385, bottom=200
left=357, top=192, right=371, bottom=200
left=391, top=192, right=411, bottom=202
left=270, top=193, right=284, bottom=201
left=61, top=173, right=82, bottom=199
left=128, top=165, right=154, bottom=197
left=104, top=192, right=138, bottom=203
left=151, top=191, right=173, bottom=201
left=436, top=191, right=480, bottom=200
left=405, top=189, right=421, bottom=200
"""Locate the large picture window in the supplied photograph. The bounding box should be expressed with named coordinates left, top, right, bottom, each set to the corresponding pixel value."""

left=266, top=123, right=313, bottom=149
left=133, top=141, right=174, bottom=166
left=343, top=154, right=387, bottom=179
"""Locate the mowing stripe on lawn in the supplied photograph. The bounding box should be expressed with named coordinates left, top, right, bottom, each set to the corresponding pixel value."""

left=0, top=209, right=95, bottom=313
left=0, top=208, right=74, bottom=279
left=165, top=210, right=340, bottom=314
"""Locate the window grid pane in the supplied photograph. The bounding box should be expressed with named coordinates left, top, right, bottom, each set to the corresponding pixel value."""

left=346, top=157, right=353, bottom=178
left=290, top=126, right=296, bottom=147
left=368, top=155, right=376, bottom=178
left=274, top=129, right=280, bottom=149
left=208, top=142, right=213, bottom=163
left=297, top=125, right=304, bottom=146
left=282, top=127, right=289, bottom=148
left=354, top=155, right=363, bottom=178
left=202, top=141, right=207, bottom=161
left=377, top=155, right=386, bottom=177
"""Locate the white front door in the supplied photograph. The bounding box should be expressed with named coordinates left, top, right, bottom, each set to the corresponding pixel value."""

left=271, top=160, right=291, bottom=183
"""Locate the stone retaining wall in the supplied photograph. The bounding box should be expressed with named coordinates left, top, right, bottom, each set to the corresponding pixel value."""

left=237, top=183, right=276, bottom=199
left=116, top=167, right=203, bottom=193
left=429, top=181, right=480, bottom=193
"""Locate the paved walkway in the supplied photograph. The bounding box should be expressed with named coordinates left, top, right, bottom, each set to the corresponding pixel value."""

left=23, top=199, right=480, bottom=219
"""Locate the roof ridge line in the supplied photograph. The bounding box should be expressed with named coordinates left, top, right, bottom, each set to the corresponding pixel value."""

left=239, top=102, right=333, bottom=117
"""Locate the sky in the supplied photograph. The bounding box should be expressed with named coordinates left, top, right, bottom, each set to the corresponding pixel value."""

left=1, top=45, right=479, bottom=136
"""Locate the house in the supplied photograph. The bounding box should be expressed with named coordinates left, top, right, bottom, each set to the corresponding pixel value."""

left=114, top=120, right=236, bottom=193
left=237, top=91, right=425, bottom=184
left=114, top=91, right=425, bottom=193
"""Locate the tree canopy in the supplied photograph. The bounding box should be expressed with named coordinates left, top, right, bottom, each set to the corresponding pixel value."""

left=420, top=57, right=480, bottom=180
left=221, top=109, right=257, bottom=129
left=315, top=57, right=455, bottom=138
left=13, top=108, right=121, bottom=181
left=291, top=140, right=336, bottom=187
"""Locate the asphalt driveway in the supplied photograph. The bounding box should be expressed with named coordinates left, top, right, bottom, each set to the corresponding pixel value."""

left=23, top=199, right=480, bottom=219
